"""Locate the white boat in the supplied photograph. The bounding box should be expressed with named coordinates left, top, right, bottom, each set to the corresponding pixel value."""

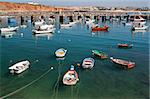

left=132, top=25, right=148, bottom=30
left=132, top=16, right=148, bottom=30
left=63, top=65, right=79, bottom=85
left=9, top=60, right=30, bottom=74
left=82, top=58, right=95, bottom=69
left=0, top=26, right=18, bottom=32
left=85, top=19, right=95, bottom=25
left=20, top=25, right=27, bottom=28
left=33, top=25, right=55, bottom=34
left=34, top=20, right=44, bottom=26
left=55, top=48, right=67, bottom=57
left=61, top=23, right=72, bottom=28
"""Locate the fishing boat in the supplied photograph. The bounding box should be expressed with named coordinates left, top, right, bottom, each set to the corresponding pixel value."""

left=82, top=58, right=95, bottom=69
left=63, top=65, right=79, bottom=85
left=132, top=25, right=148, bottom=30
left=92, top=26, right=109, bottom=32
left=92, top=50, right=108, bottom=59
left=34, top=20, right=44, bottom=26
left=55, top=48, right=67, bottom=57
left=0, top=26, right=18, bottom=32
left=132, top=16, right=148, bottom=30
left=9, top=60, right=30, bottom=74
left=33, top=25, right=55, bottom=34
left=118, top=43, right=133, bottom=48
left=110, top=57, right=135, bottom=69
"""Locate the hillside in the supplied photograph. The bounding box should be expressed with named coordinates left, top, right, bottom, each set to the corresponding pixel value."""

left=0, top=2, right=65, bottom=12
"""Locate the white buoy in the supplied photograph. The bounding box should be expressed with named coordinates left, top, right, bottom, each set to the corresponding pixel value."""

left=51, top=67, right=54, bottom=70
left=21, top=33, right=24, bottom=37
left=35, top=60, right=39, bottom=62
left=68, top=39, right=71, bottom=42
left=58, top=30, right=60, bottom=33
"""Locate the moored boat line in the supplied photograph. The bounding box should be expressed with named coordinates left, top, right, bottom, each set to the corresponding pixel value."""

left=63, top=65, right=79, bottom=85
left=110, top=57, right=135, bottom=69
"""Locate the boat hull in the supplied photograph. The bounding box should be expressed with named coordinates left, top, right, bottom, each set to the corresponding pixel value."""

left=33, top=28, right=55, bottom=34
left=110, top=57, right=135, bottom=69
left=9, top=60, right=30, bottom=74
left=63, top=70, right=79, bottom=85
left=82, top=58, right=95, bottom=69
left=55, top=48, right=67, bottom=58
left=92, top=26, right=109, bottom=32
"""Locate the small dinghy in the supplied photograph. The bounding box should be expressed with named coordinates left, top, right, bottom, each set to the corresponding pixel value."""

left=82, top=58, right=95, bottom=69
left=92, top=50, right=108, bottom=59
left=110, top=57, right=135, bottom=69
left=92, top=26, right=109, bottom=32
left=55, top=48, right=67, bottom=57
left=9, top=60, right=30, bottom=74
left=63, top=65, right=79, bottom=85
left=118, top=43, right=133, bottom=48
left=33, top=25, right=55, bottom=34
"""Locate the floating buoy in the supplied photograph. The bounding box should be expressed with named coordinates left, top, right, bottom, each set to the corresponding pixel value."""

left=10, top=60, right=13, bottom=63
left=51, top=67, right=54, bottom=70
left=68, top=39, right=71, bottom=42
left=35, top=60, right=39, bottom=62
left=77, top=63, right=80, bottom=67
left=21, top=33, right=24, bottom=37
left=58, top=30, right=60, bottom=33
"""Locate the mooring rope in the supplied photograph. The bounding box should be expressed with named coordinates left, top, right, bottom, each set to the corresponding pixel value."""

left=52, top=61, right=62, bottom=99
left=0, top=67, right=53, bottom=99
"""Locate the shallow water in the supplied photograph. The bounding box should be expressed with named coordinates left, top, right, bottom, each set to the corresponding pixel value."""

left=0, top=19, right=149, bottom=99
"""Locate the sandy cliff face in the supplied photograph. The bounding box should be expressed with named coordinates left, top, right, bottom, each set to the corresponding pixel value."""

left=0, top=2, right=64, bottom=12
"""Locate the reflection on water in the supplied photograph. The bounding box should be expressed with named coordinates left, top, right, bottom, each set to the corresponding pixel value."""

left=33, top=33, right=53, bottom=40
left=1, top=31, right=16, bottom=38
left=91, top=31, right=109, bottom=37
left=56, top=57, right=65, bottom=61
left=0, top=16, right=149, bottom=99
left=132, top=29, right=147, bottom=37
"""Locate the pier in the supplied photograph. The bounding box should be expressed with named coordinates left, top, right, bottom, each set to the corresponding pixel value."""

left=0, top=10, right=150, bottom=23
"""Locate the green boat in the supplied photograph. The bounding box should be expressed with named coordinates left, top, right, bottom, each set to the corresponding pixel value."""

left=92, top=50, right=108, bottom=59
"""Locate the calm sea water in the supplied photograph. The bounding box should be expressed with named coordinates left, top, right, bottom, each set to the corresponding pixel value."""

left=0, top=19, right=149, bottom=99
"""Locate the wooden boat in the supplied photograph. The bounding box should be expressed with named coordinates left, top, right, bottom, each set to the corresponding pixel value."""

left=82, top=58, right=95, bottom=69
left=63, top=65, right=79, bottom=85
left=55, top=48, right=67, bottom=57
left=110, top=57, right=135, bottom=69
left=118, top=43, right=133, bottom=48
left=92, top=50, right=108, bottom=59
left=9, top=60, right=30, bottom=74
left=92, top=26, right=109, bottom=32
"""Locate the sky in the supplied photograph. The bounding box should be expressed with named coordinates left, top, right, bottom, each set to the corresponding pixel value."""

left=0, top=0, right=149, bottom=7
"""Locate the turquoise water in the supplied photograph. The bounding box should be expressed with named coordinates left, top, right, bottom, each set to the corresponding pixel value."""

left=0, top=20, right=149, bottom=99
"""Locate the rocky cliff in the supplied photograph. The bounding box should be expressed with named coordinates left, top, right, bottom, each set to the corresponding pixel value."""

left=0, top=2, right=64, bottom=12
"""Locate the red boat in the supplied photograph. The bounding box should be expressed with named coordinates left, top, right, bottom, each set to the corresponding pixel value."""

left=92, top=26, right=109, bottom=32
left=110, top=57, right=135, bottom=69
left=118, top=44, right=133, bottom=48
